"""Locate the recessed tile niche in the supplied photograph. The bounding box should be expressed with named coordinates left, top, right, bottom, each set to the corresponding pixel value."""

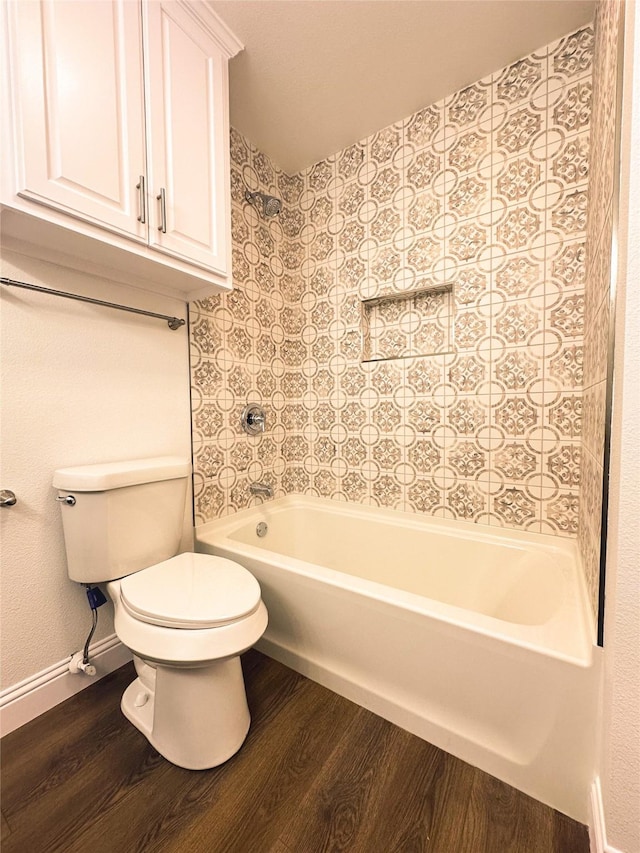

left=361, top=284, right=453, bottom=362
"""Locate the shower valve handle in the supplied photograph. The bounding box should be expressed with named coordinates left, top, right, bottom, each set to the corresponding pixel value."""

left=247, top=411, right=264, bottom=428
left=241, top=405, right=267, bottom=435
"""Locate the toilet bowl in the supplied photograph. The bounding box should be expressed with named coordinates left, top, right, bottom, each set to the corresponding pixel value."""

left=108, top=552, right=268, bottom=769
left=53, top=457, right=268, bottom=770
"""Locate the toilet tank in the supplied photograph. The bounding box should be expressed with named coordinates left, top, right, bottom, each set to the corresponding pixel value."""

left=53, top=457, right=190, bottom=583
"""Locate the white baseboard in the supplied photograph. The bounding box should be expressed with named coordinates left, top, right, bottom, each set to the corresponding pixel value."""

left=589, top=777, right=625, bottom=853
left=0, top=634, right=132, bottom=738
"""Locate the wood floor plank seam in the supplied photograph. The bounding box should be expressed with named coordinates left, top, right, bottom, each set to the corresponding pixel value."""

left=1, top=809, right=12, bottom=842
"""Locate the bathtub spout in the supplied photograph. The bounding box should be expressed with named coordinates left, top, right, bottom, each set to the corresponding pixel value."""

left=250, top=482, right=273, bottom=498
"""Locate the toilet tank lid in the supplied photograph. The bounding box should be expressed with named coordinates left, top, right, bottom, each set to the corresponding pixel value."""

left=53, top=457, right=190, bottom=491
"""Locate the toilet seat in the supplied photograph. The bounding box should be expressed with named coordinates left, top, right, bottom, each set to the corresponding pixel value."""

left=119, top=552, right=262, bottom=629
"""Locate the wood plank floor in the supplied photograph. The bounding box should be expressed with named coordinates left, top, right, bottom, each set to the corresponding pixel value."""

left=1, top=651, right=589, bottom=853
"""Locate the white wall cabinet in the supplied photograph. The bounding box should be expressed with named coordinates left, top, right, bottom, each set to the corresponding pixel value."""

left=7, top=0, right=147, bottom=240
left=0, top=0, right=242, bottom=299
left=144, top=1, right=231, bottom=272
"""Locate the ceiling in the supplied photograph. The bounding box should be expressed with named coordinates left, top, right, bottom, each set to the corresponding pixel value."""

left=210, top=0, right=595, bottom=175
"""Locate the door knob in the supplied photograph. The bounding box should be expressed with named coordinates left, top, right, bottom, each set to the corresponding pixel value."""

left=0, top=490, right=17, bottom=507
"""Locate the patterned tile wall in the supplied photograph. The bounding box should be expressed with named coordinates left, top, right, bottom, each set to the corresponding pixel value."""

left=190, top=130, right=290, bottom=521
left=578, top=0, right=622, bottom=622
left=191, top=24, right=597, bottom=539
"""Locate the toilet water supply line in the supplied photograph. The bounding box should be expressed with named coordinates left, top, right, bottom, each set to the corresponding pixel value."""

left=68, top=585, right=107, bottom=676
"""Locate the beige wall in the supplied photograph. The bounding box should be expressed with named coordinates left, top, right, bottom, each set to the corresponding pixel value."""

left=599, top=2, right=640, bottom=849
left=0, top=250, right=192, bottom=688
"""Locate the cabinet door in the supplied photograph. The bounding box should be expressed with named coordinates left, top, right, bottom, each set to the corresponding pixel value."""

left=8, top=0, right=147, bottom=239
left=143, top=0, right=229, bottom=275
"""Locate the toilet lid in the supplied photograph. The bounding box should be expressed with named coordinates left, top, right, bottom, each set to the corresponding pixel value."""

left=119, top=553, right=261, bottom=629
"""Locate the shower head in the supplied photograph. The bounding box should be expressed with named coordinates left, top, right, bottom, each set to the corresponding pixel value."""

left=245, top=189, right=282, bottom=218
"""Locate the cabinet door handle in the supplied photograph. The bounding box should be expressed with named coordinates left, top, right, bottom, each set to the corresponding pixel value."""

left=157, top=187, right=167, bottom=233
left=136, top=175, right=146, bottom=224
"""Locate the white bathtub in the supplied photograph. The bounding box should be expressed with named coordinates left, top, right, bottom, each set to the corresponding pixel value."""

left=196, top=495, right=598, bottom=821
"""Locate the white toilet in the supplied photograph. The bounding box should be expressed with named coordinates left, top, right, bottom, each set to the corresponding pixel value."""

left=53, top=456, right=268, bottom=770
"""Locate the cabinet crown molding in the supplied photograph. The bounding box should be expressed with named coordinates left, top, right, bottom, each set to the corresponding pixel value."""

left=176, top=1, right=244, bottom=58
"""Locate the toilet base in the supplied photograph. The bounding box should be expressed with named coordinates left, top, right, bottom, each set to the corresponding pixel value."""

left=121, top=655, right=251, bottom=770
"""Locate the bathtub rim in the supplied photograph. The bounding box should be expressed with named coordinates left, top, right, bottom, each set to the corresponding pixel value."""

left=196, top=494, right=594, bottom=668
